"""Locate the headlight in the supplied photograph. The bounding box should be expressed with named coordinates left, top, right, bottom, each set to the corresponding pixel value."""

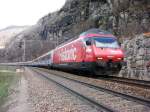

left=86, top=48, right=92, bottom=52
left=117, top=58, right=122, bottom=60
left=97, top=57, right=103, bottom=60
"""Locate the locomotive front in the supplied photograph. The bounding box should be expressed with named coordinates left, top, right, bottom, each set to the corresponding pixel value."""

left=80, top=29, right=125, bottom=74
left=93, top=36, right=124, bottom=69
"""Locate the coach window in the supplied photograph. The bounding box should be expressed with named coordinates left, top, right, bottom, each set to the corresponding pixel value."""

left=49, top=54, right=51, bottom=59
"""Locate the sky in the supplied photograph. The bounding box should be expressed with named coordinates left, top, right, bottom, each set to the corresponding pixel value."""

left=0, top=0, right=66, bottom=29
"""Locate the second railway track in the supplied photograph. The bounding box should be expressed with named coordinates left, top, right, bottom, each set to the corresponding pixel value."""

left=32, top=68, right=150, bottom=112
left=97, top=76, right=150, bottom=89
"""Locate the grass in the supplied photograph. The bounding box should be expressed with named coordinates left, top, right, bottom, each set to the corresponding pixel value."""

left=0, top=66, right=16, bottom=71
left=0, top=67, right=18, bottom=106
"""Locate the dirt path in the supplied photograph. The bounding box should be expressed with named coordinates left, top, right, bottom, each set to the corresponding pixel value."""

left=4, top=73, right=32, bottom=112
left=3, top=68, right=101, bottom=112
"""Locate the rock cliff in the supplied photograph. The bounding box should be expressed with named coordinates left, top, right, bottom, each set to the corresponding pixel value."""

left=3, top=0, right=150, bottom=80
left=20, top=0, right=149, bottom=42
left=120, top=33, right=150, bottom=80
left=0, top=26, right=28, bottom=48
left=0, top=26, right=29, bottom=62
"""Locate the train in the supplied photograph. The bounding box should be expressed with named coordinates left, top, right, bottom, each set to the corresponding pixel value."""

left=3, top=28, right=125, bottom=75
left=28, top=28, right=125, bottom=75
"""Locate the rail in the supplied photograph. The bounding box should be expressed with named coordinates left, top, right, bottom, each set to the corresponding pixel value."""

left=34, top=68, right=150, bottom=107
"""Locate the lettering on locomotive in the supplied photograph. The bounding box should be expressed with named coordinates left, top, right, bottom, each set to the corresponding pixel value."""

left=60, top=47, right=77, bottom=61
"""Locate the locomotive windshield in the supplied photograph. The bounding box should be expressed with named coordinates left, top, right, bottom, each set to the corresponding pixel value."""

left=93, top=37, right=120, bottom=48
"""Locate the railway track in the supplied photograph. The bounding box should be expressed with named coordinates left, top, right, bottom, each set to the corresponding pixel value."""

left=37, top=68, right=150, bottom=99
left=61, top=70, right=150, bottom=89
left=32, top=68, right=150, bottom=112
left=71, top=70, right=150, bottom=89
left=32, top=69, right=115, bottom=112
left=97, top=76, right=150, bottom=89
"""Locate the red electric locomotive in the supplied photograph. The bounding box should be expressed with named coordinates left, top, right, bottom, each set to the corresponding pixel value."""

left=52, top=28, right=125, bottom=75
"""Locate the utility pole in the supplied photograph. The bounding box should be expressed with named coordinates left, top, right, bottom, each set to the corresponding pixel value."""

left=23, top=39, right=26, bottom=62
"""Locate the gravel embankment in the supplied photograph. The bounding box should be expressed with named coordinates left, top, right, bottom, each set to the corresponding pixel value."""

left=35, top=68, right=150, bottom=112
left=25, top=68, right=101, bottom=112
left=40, top=68, right=150, bottom=100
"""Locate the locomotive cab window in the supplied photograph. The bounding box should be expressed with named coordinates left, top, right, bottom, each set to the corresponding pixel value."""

left=86, top=40, right=92, bottom=46
left=84, top=38, right=92, bottom=46
left=93, top=37, right=120, bottom=48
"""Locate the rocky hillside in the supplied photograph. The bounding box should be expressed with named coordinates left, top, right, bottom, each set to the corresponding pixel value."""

left=5, top=0, right=150, bottom=61
left=2, top=0, right=150, bottom=80
left=120, top=33, right=150, bottom=80
left=0, top=26, right=29, bottom=62
left=16, top=0, right=150, bottom=41
left=0, top=26, right=29, bottom=48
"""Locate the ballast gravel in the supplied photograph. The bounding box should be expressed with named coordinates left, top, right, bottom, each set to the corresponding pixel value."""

left=25, top=68, right=101, bottom=112
left=35, top=69, right=150, bottom=112
left=40, top=69, right=150, bottom=100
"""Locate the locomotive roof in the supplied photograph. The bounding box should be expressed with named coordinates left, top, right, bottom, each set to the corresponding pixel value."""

left=79, top=28, right=115, bottom=38
left=56, top=28, right=116, bottom=48
left=80, top=28, right=112, bottom=36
